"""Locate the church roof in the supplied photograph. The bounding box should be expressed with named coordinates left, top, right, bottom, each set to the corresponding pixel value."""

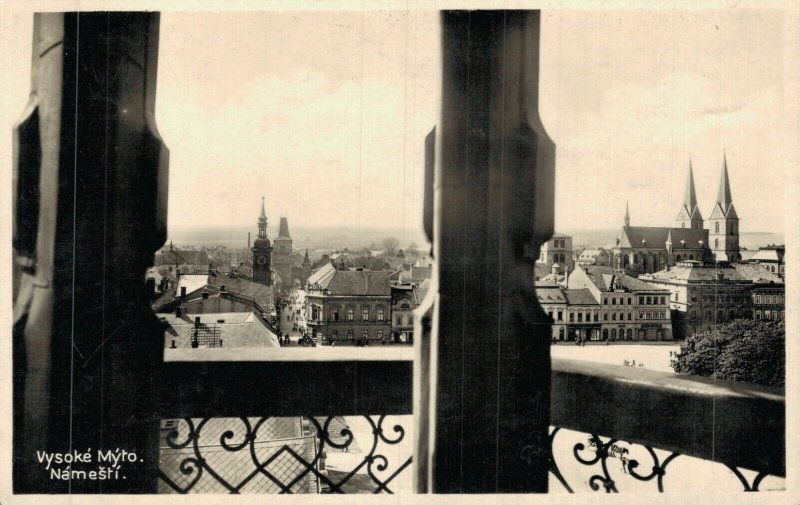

left=717, top=155, right=733, bottom=208
left=618, top=226, right=670, bottom=249
left=666, top=228, right=709, bottom=249
left=684, top=160, right=698, bottom=211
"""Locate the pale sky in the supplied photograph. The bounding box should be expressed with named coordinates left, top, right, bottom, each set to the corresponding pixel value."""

left=8, top=8, right=789, bottom=236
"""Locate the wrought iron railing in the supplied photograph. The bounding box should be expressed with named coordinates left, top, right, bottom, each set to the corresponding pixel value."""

left=549, top=358, right=785, bottom=493
left=158, top=415, right=411, bottom=494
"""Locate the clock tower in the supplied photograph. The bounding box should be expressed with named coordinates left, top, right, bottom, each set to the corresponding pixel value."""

left=252, top=197, right=273, bottom=285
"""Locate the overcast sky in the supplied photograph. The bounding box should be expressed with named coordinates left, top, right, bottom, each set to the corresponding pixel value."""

left=9, top=8, right=789, bottom=237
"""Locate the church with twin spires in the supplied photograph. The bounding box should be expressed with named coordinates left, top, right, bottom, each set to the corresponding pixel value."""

left=611, top=155, right=741, bottom=275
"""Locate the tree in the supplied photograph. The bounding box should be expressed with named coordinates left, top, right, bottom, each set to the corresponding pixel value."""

left=381, top=237, right=400, bottom=256
left=407, top=242, right=419, bottom=257
left=670, top=319, right=784, bottom=387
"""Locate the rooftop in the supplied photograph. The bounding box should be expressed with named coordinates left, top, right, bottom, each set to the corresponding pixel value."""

left=161, top=312, right=280, bottom=349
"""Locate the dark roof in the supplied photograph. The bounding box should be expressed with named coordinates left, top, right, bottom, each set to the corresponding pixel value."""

left=327, top=270, right=391, bottom=296
left=208, top=276, right=275, bottom=311
left=161, top=312, right=279, bottom=349
left=155, top=248, right=209, bottom=267
left=277, top=217, right=291, bottom=238
left=578, top=265, right=667, bottom=292
left=666, top=228, right=709, bottom=249
left=353, top=256, right=390, bottom=271
left=617, top=226, right=670, bottom=249
left=564, top=288, right=598, bottom=305
left=535, top=286, right=566, bottom=304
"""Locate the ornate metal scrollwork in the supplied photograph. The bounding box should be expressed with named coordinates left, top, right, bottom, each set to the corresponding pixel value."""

left=549, top=427, right=779, bottom=493
left=158, top=415, right=411, bottom=494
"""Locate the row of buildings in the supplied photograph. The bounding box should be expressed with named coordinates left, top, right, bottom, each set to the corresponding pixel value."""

left=534, top=158, right=785, bottom=342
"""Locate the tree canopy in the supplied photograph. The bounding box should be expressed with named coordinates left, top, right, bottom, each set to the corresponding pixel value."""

left=670, top=319, right=784, bottom=387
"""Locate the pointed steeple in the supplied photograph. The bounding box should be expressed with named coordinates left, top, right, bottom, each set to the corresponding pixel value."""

left=684, top=159, right=698, bottom=211
left=716, top=153, right=733, bottom=209
left=303, top=249, right=311, bottom=266
left=624, top=201, right=630, bottom=227
left=257, top=197, right=268, bottom=239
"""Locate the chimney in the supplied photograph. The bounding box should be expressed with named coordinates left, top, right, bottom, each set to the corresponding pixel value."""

left=195, top=316, right=201, bottom=328
left=248, top=232, right=251, bottom=249
left=175, top=306, right=182, bottom=317
left=180, top=286, right=187, bottom=298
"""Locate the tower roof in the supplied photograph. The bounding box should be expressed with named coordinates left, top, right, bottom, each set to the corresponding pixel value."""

left=684, top=159, right=698, bottom=211
left=624, top=201, right=630, bottom=226
left=303, top=249, right=311, bottom=265
left=716, top=154, right=733, bottom=209
left=278, top=217, right=291, bottom=238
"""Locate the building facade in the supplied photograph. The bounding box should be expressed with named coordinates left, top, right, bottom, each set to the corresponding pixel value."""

left=305, top=266, right=392, bottom=345
left=639, top=260, right=753, bottom=338
left=537, top=233, right=574, bottom=272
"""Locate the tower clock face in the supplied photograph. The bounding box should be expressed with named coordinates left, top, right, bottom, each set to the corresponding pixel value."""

left=257, top=255, right=268, bottom=265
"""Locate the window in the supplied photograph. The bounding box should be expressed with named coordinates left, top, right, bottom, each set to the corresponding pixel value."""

left=332, top=330, right=338, bottom=339
left=557, top=311, right=563, bottom=321
left=603, top=313, right=608, bottom=321
left=347, top=307, right=354, bottom=321
left=577, top=312, right=583, bottom=322
left=362, top=307, right=370, bottom=321
left=638, top=296, right=644, bottom=305
left=612, top=313, right=616, bottom=321
left=627, top=312, right=632, bottom=321
left=627, top=297, right=632, bottom=305
left=756, top=294, right=762, bottom=304
left=612, top=298, right=616, bottom=305
left=377, top=306, right=385, bottom=321
left=547, top=311, right=553, bottom=320
left=756, top=310, right=762, bottom=320
left=603, top=298, right=608, bottom=305
left=569, top=313, right=574, bottom=322
left=331, top=306, right=340, bottom=321
left=362, top=331, right=369, bottom=340
left=646, top=296, right=651, bottom=305
left=346, top=330, right=353, bottom=340
left=715, top=222, right=719, bottom=233
left=378, top=330, right=383, bottom=340
left=638, top=311, right=644, bottom=319
left=594, top=313, right=599, bottom=322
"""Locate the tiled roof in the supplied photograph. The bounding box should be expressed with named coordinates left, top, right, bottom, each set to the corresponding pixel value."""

left=666, top=228, right=709, bottom=249
left=642, top=263, right=748, bottom=283
left=534, top=263, right=550, bottom=279
left=175, top=273, right=210, bottom=297
left=307, top=263, right=336, bottom=288
left=327, top=270, right=391, bottom=296
left=161, top=312, right=280, bottom=348
left=577, top=265, right=667, bottom=292
left=618, top=226, right=670, bottom=248
left=733, top=263, right=783, bottom=284
left=564, top=288, right=599, bottom=305
left=751, top=248, right=784, bottom=262
left=208, top=276, right=275, bottom=310
left=535, top=286, right=566, bottom=304
left=353, top=257, right=390, bottom=271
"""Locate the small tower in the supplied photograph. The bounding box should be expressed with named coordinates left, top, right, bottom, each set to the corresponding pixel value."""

left=300, top=249, right=312, bottom=287
left=708, top=154, right=740, bottom=262
left=252, top=197, right=273, bottom=285
left=273, top=216, right=293, bottom=291
left=624, top=201, right=630, bottom=227
left=675, top=159, right=704, bottom=230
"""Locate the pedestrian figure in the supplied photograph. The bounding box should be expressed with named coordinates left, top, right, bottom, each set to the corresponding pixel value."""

left=621, top=455, right=628, bottom=474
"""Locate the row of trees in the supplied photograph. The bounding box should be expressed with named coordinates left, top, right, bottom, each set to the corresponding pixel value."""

left=670, top=319, right=785, bottom=387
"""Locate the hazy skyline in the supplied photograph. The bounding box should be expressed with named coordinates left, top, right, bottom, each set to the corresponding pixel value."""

left=8, top=9, right=789, bottom=244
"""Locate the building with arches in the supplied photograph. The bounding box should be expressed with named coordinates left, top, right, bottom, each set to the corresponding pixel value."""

left=611, top=158, right=740, bottom=274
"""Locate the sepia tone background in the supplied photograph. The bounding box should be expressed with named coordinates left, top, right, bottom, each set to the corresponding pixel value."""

left=1, top=0, right=798, bottom=503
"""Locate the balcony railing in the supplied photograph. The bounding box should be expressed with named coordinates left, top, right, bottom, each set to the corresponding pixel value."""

left=156, top=358, right=783, bottom=494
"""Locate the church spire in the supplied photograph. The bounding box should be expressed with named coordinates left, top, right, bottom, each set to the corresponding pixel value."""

left=684, top=158, right=698, bottom=211
left=624, top=201, right=630, bottom=227
left=303, top=249, right=311, bottom=265
left=257, top=197, right=268, bottom=239
left=716, top=152, right=733, bottom=209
